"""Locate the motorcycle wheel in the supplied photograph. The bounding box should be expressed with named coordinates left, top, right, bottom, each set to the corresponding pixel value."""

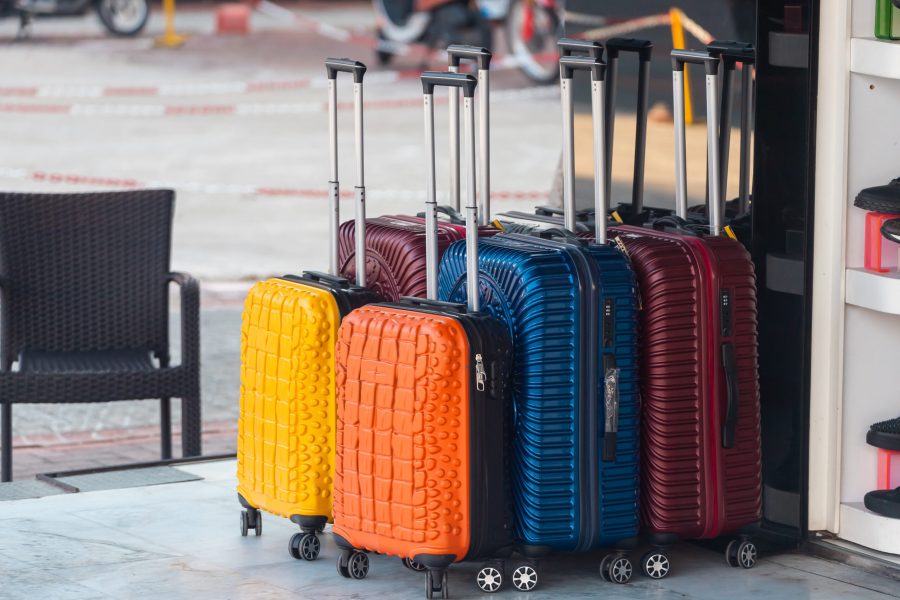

left=96, top=0, right=149, bottom=36
left=506, top=0, right=561, bottom=85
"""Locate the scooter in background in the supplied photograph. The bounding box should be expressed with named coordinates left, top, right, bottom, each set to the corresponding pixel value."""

left=2, top=0, right=149, bottom=37
left=372, top=0, right=562, bottom=84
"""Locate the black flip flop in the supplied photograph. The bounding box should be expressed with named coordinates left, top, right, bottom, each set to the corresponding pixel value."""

left=865, top=487, right=900, bottom=519
left=868, top=416, right=900, bottom=451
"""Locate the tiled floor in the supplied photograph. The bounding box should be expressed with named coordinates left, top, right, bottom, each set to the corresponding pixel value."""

left=2, top=460, right=899, bottom=600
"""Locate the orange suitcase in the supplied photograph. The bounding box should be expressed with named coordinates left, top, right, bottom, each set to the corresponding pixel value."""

left=331, top=72, right=519, bottom=598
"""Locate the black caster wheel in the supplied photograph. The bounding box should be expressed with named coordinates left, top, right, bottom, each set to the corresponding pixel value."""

left=348, top=551, right=370, bottom=579
left=475, top=563, right=504, bottom=593
left=240, top=511, right=249, bottom=537
left=337, top=551, right=351, bottom=578
left=253, top=511, right=261, bottom=536
left=289, top=533, right=320, bottom=561
left=240, top=509, right=260, bottom=537
left=511, top=562, right=539, bottom=592
left=403, top=557, right=427, bottom=572
left=601, top=555, right=632, bottom=584
left=425, top=569, right=449, bottom=599
left=641, top=550, right=670, bottom=579
left=731, top=539, right=757, bottom=569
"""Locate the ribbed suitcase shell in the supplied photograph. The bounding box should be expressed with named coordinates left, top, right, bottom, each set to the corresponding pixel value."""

left=438, top=234, right=640, bottom=551
left=332, top=303, right=513, bottom=563
left=237, top=275, right=380, bottom=523
left=338, top=216, right=496, bottom=302
left=608, top=225, right=761, bottom=539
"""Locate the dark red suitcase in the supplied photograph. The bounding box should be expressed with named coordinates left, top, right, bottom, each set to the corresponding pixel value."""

left=607, top=50, right=761, bottom=578
left=338, top=46, right=498, bottom=302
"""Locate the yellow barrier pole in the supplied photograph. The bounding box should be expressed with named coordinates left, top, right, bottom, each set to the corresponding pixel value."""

left=669, top=7, right=693, bottom=125
left=155, top=0, right=187, bottom=48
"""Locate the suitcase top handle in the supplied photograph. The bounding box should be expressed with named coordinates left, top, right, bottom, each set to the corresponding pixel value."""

left=671, top=50, right=724, bottom=234
left=325, top=57, right=368, bottom=284
left=559, top=54, right=610, bottom=242
left=558, top=38, right=603, bottom=60
left=446, top=45, right=492, bottom=223
left=421, top=71, right=481, bottom=311
left=708, top=40, right=755, bottom=217
left=603, top=37, right=653, bottom=216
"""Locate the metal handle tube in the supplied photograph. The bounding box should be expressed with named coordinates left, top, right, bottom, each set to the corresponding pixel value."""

left=423, top=92, right=438, bottom=300
left=738, top=63, right=753, bottom=213
left=478, top=68, right=490, bottom=225
left=592, top=76, right=608, bottom=243
left=673, top=69, right=688, bottom=219
left=463, top=95, right=479, bottom=312
left=448, top=64, right=460, bottom=211
left=633, top=56, right=650, bottom=213
left=705, top=71, right=723, bottom=234
left=327, top=78, right=339, bottom=276
left=604, top=55, right=618, bottom=207
left=561, top=76, right=576, bottom=233
left=717, top=62, right=735, bottom=205
left=353, top=81, right=366, bottom=286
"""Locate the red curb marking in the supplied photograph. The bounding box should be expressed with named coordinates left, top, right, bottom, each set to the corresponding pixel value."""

left=0, top=103, right=69, bottom=114
left=104, top=86, right=158, bottom=97
left=164, top=104, right=236, bottom=115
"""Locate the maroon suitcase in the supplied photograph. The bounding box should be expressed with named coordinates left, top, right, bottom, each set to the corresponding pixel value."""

left=607, top=50, right=761, bottom=578
left=337, top=46, right=498, bottom=302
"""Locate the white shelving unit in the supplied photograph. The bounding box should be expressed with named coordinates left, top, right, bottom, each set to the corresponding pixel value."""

left=809, top=0, right=900, bottom=558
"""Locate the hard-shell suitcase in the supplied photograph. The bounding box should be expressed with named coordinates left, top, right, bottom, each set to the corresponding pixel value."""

left=606, top=50, right=761, bottom=577
left=338, top=46, right=498, bottom=302
left=439, top=49, right=642, bottom=580
left=332, top=72, right=518, bottom=599
left=236, top=58, right=381, bottom=559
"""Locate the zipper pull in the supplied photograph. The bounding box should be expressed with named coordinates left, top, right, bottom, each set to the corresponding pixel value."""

left=475, top=353, right=486, bottom=392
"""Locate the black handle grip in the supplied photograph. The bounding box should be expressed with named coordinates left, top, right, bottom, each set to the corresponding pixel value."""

left=558, top=38, right=603, bottom=60
left=721, top=342, right=739, bottom=449
left=292, top=271, right=350, bottom=287
left=671, top=49, right=719, bottom=75
left=707, top=40, right=755, bottom=65
left=447, top=44, right=492, bottom=70
left=536, top=227, right=585, bottom=244
left=400, top=296, right=468, bottom=313
left=325, top=58, right=367, bottom=83
left=416, top=205, right=466, bottom=224
left=650, top=215, right=696, bottom=234
left=559, top=55, right=606, bottom=81
left=421, top=71, right=477, bottom=97
left=534, top=205, right=593, bottom=220
left=606, top=37, right=653, bottom=61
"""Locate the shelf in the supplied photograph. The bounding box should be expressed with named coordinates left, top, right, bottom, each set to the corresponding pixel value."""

left=839, top=503, right=900, bottom=556
left=851, top=37, right=900, bottom=80
left=845, top=268, right=900, bottom=315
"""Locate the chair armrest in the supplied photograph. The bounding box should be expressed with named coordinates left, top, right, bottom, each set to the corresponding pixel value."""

left=167, top=272, right=200, bottom=371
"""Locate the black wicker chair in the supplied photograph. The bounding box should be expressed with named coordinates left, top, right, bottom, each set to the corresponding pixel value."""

left=0, top=190, right=200, bottom=481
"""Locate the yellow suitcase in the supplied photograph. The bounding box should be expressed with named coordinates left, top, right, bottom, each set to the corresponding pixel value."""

left=236, top=58, right=379, bottom=561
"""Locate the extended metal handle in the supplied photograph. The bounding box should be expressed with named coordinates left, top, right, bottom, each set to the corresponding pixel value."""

left=604, top=38, right=652, bottom=214
left=559, top=55, right=608, bottom=241
left=446, top=45, right=492, bottom=224
left=325, top=57, right=367, bottom=285
left=558, top=37, right=603, bottom=59
left=422, top=72, right=479, bottom=309
left=708, top=41, right=755, bottom=216
left=672, top=50, right=722, bottom=234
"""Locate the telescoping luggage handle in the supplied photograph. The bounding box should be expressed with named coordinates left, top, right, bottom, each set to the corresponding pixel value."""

left=447, top=45, right=491, bottom=224
left=605, top=38, right=653, bottom=215
left=708, top=41, right=755, bottom=216
left=421, top=72, right=481, bottom=310
left=672, top=50, right=723, bottom=235
left=558, top=53, right=609, bottom=241
left=325, top=58, right=368, bottom=286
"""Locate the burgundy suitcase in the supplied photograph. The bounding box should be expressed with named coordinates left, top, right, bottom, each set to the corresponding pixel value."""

left=338, top=46, right=498, bottom=302
left=606, top=50, right=761, bottom=578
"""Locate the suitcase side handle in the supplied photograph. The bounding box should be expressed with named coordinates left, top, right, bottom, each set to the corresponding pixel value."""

left=325, top=57, right=368, bottom=286
left=604, top=38, right=653, bottom=216
left=672, top=50, right=723, bottom=234
left=559, top=54, right=609, bottom=241
left=421, top=71, right=480, bottom=310
left=721, top=342, right=739, bottom=449
left=446, top=46, right=492, bottom=222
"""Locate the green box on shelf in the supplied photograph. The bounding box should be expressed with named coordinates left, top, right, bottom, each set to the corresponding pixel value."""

left=876, top=0, right=900, bottom=40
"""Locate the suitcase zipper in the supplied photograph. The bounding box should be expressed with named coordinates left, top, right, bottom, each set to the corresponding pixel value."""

left=475, top=354, right=486, bottom=391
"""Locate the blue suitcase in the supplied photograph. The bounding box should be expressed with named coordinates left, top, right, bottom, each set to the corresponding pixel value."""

left=438, top=48, right=642, bottom=582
